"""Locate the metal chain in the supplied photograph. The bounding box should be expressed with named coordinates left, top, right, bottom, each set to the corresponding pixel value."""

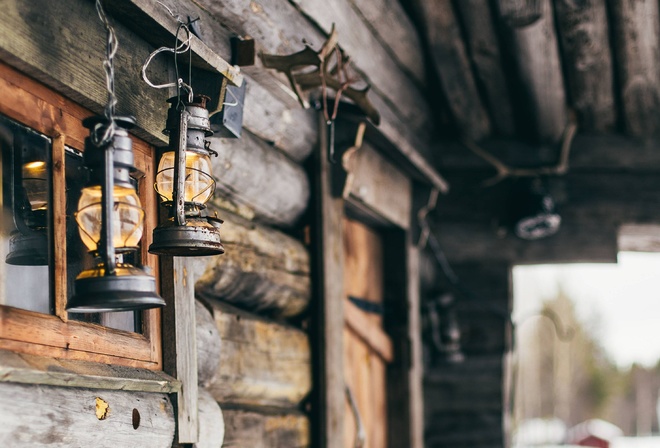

left=92, top=0, right=118, bottom=147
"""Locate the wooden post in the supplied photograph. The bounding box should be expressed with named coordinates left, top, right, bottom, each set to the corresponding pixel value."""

left=609, top=0, right=660, bottom=137
left=312, top=115, right=345, bottom=448
left=554, top=0, right=615, bottom=131
left=161, top=257, right=198, bottom=444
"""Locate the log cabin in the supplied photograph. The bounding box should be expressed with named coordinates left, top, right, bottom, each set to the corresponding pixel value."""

left=0, top=0, right=658, bottom=447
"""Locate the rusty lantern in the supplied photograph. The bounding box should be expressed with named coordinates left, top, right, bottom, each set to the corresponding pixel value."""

left=149, top=95, right=224, bottom=256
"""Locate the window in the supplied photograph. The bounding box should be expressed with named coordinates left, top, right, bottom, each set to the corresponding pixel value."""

left=0, top=62, right=161, bottom=369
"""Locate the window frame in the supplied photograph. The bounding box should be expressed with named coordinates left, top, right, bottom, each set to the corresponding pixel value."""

left=0, top=62, right=162, bottom=370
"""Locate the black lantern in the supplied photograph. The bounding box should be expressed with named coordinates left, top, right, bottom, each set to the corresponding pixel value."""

left=149, top=95, right=224, bottom=256
left=511, top=177, right=561, bottom=240
left=5, top=130, right=49, bottom=266
left=66, top=116, right=165, bottom=312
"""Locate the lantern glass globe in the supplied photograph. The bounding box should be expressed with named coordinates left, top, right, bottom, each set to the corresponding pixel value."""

left=155, top=151, right=214, bottom=204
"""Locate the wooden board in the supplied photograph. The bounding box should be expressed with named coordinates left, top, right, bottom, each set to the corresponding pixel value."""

left=223, top=408, right=310, bottom=448
left=0, top=382, right=175, bottom=447
left=206, top=302, right=311, bottom=409
left=192, top=209, right=310, bottom=318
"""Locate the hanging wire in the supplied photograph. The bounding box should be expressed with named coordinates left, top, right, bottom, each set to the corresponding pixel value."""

left=92, top=0, right=119, bottom=147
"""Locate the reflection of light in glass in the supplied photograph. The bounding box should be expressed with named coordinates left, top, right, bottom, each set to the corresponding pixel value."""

left=156, top=151, right=214, bottom=204
left=22, top=160, right=48, bottom=211
left=76, top=185, right=144, bottom=252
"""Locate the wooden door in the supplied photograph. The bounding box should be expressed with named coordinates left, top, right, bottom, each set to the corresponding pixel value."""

left=342, top=218, right=393, bottom=448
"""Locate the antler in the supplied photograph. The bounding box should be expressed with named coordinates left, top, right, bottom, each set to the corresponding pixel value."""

left=260, top=25, right=380, bottom=124
left=462, top=121, right=577, bottom=186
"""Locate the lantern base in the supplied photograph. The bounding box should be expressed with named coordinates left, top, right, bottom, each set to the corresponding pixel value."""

left=67, top=264, right=164, bottom=313
left=6, top=231, right=48, bottom=266
left=149, top=218, right=224, bottom=256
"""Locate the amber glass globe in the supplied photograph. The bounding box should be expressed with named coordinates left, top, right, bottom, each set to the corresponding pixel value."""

left=22, top=160, right=48, bottom=211
left=76, top=185, right=144, bottom=252
left=155, top=151, right=214, bottom=204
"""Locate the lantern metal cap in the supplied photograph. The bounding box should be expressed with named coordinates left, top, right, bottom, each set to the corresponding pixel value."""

left=5, top=231, right=48, bottom=266
left=149, top=217, right=224, bottom=256
left=67, top=264, right=165, bottom=313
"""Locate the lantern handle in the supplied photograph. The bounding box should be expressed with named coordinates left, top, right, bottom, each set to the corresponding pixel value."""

left=173, top=110, right=190, bottom=227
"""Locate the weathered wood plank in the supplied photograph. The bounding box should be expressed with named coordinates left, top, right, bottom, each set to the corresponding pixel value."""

left=0, top=382, right=175, bottom=447
left=196, top=389, right=225, bottom=448
left=312, top=114, right=346, bottom=448
left=618, top=224, right=660, bottom=253
left=193, top=210, right=310, bottom=318
left=609, top=0, right=660, bottom=137
left=210, top=130, right=310, bottom=227
left=454, top=0, right=515, bottom=136
left=195, top=301, right=222, bottom=388
left=407, top=243, right=425, bottom=448
left=195, top=0, right=431, bottom=137
left=223, top=408, right=310, bottom=448
left=503, top=0, right=567, bottom=142
left=414, top=0, right=491, bottom=141
left=345, top=141, right=412, bottom=229
left=349, top=0, right=426, bottom=85
left=161, top=257, right=199, bottom=444
left=0, top=349, right=179, bottom=393
left=207, top=302, right=311, bottom=409
left=554, top=0, right=615, bottom=131
left=496, top=0, right=543, bottom=27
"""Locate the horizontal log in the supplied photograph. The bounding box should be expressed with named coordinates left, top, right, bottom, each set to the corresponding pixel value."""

left=210, top=130, right=310, bottom=226
left=195, top=300, right=222, bottom=388
left=196, top=389, right=225, bottom=448
left=206, top=302, right=311, bottom=409
left=618, top=224, right=660, bottom=253
left=414, top=0, right=491, bottom=141
left=223, top=407, right=310, bottom=448
left=554, top=0, right=615, bottom=131
left=505, top=0, right=567, bottom=143
left=191, top=209, right=311, bottom=318
left=609, top=0, right=660, bottom=137
left=0, top=382, right=174, bottom=447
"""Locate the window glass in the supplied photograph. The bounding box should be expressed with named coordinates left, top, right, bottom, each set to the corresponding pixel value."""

left=0, top=114, right=51, bottom=314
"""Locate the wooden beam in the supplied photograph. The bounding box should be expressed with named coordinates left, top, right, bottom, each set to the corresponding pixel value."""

left=223, top=408, right=310, bottom=447
left=192, top=209, right=311, bottom=319
left=609, top=0, right=660, bottom=137
left=501, top=0, right=567, bottom=143
left=414, top=0, right=491, bottom=141
left=0, top=382, right=175, bottom=447
left=210, top=130, right=310, bottom=227
left=554, top=0, right=616, bottom=131
left=348, top=0, right=426, bottom=86
left=454, top=0, right=516, bottom=136
left=207, top=301, right=311, bottom=410
left=435, top=133, right=660, bottom=173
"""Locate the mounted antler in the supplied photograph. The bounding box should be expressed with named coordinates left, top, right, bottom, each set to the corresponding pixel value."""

left=462, top=121, right=577, bottom=186
left=260, top=25, right=380, bottom=125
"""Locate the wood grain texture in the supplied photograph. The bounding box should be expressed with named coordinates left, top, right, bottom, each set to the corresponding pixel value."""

left=223, top=408, right=310, bottom=448
left=0, top=382, right=175, bottom=447
left=454, top=0, right=515, bottom=136
left=407, top=243, right=424, bottom=448
left=192, top=209, right=310, bottom=318
left=609, top=0, right=660, bottom=137
left=160, top=257, right=199, bottom=444
left=554, top=0, right=615, bottom=131
left=196, top=389, right=225, bottom=448
left=0, top=349, right=179, bottom=393
left=210, top=131, right=310, bottom=227
left=344, top=300, right=394, bottom=362
left=505, top=0, right=567, bottom=143
left=618, top=224, right=660, bottom=253
left=414, top=0, right=491, bottom=141
left=345, top=142, right=412, bottom=229
left=496, top=0, right=543, bottom=27
left=207, top=301, right=311, bottom=409
left=195, top=300, right=222, bottom=388
left=348, top=0, right=426, bottom=85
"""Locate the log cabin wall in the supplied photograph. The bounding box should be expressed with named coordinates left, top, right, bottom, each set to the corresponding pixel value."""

left=0, top=0, right=438, bottom=447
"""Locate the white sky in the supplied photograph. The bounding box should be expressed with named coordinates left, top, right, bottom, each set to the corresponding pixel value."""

left=513, top=252, right=660, bottom=368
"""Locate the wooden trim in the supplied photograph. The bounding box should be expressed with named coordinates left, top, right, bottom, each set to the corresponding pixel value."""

left=0, top=61, right=161, bottom=369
